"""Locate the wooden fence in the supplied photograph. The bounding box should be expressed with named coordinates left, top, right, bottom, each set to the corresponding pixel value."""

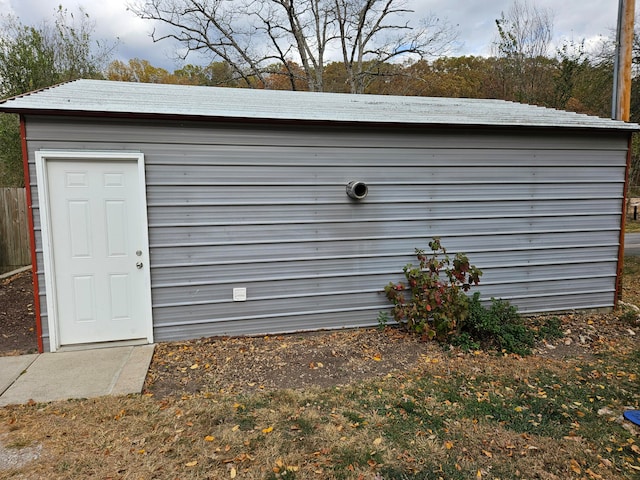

left=0, top=188, right=30, bottom=274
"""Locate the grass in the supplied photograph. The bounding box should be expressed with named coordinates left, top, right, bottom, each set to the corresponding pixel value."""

left=1, top=266, right=639, bottom=478
left=1, top=346, right=639, bottom=479
left=622, top=255, right=640, bottom=306
left=625, top=219, right=640, bottom=233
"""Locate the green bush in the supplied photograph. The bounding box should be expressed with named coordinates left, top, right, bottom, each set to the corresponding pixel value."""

left=462, top=292, right=535, bottom=355
left=383, top=238, right=482, bottom=341
left=382, top=239, right=563, bottom=355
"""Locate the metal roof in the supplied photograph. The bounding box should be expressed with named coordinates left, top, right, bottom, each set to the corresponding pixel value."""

left=1, top=79, right=637, bottom=131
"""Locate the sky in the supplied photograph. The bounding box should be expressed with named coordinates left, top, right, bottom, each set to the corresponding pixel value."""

left=0, top=0, right=623, bottom=72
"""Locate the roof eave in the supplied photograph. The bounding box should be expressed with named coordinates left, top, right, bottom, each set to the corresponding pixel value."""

left=4, top=107, right=638, bottom=133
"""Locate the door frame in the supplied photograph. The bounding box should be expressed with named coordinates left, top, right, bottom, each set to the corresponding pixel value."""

left=35, top=150, right=153, bottom=352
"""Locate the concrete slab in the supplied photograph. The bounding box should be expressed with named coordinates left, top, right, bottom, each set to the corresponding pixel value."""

left=0, top=345, right=155, bottom=406
left=0, top=355, right=38, bottom=396
left=111, top=345, right=156, bottom=396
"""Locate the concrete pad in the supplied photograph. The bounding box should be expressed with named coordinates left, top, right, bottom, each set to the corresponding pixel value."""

left=0, top=345, right=155, bottom=406
left=0, top=355, right=38, bottom=396
left=111, top=344, right=155, bottom=396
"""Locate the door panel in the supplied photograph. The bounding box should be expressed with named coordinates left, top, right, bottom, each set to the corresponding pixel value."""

left=47, top=159, right=148, bottom=345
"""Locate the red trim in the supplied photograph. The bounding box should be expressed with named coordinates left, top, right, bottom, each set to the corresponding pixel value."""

left=20, top=117, right=43, bottom=353
left=616, top=134, right=633, bottom=308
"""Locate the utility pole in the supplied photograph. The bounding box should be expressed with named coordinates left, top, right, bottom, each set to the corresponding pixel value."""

left=612, top=0, right=635, bottom=121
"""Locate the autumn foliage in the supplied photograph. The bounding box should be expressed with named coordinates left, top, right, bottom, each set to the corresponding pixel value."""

left=384, top=237, right=482, bottom=341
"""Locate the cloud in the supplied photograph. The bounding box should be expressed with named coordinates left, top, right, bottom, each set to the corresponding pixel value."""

left=409, top=0, right=618, bottom=57
left=5, top=0, right=176, bottom=69
left=5, top=0, right=623, bottom=71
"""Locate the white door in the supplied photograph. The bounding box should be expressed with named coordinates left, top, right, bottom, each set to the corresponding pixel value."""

left=44, top=157, right=151, bottom=347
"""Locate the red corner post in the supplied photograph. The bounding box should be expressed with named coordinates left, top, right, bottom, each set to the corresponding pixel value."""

left=616, top=134, right=634, bottom=308
left=20, top=116, right=44, bottom=353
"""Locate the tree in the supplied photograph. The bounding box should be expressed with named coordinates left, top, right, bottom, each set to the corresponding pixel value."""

left=173, top=62, right=240, bottom=86
left=0, top=6, right=113, bottom=97
left=106, top=58, right=185, bottom=84
left=0, top=114, right=22, bottom=187
left=552, top=40, right=587, bottom=110
left=0, top=6, right=114, bottom=186
left=492, top=0, right=554, bottom=104
left=0, top=20, right=56, bottom=99
left=332, top=1, right=456, bottom=93
left=129, top=0, right=458, bottom=93
left=263, top=61, right=309, bottom=90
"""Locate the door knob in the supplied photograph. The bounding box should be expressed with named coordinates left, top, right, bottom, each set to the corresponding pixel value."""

left=136, top=261, right=143, bottom=269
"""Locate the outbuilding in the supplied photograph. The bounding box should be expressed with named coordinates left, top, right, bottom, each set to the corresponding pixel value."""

left=1, top=79, right=636, bottom=352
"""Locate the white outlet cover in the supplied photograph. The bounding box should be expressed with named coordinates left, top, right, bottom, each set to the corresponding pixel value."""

left=233, top=287, right=247, bottom=301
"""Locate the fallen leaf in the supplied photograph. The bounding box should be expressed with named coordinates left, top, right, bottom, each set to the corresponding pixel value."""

left=632, top=445, right=640, bottom=455
left=570, top=459, right=581, bottom=474
left=185, top=460, right=198, bottom=467
left=190, top=363, right=199, bottom=369
left=373, top=437, right=382, bottom=446
left=230, top=466, right=237, bottom=478
left=482, top=450, right=493, bottom=458
left=373, top=353, right=382, bottom=361
left=445, top=441, right=454, bottom=450
left=586, top=468, right=603, bottom=479
left=205, top=435, right=215, bottom=442
left=262, top=426, right=274, bottom=434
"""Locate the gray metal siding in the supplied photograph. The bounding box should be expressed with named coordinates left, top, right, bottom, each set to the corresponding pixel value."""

left=24, top=116, right=628, bottom=347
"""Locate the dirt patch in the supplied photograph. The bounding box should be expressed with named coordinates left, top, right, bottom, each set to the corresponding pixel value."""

left=0, top=434, right=42, bottom=472
left=532, top=311, right=638, bottom=361
left=144, top=311, right=640, bottom=399
left=144, top=327, right=437, bottom=398
left=0, top=271, right=38, bottom=356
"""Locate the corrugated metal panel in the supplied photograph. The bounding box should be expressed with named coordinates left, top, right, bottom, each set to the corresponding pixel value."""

left=23, top=116, right=629, bottom=347
left=2, top=79, right=638, bottom=131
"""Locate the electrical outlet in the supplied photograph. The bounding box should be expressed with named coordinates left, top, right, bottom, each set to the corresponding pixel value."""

left=233, top=288, right=247, bottom=302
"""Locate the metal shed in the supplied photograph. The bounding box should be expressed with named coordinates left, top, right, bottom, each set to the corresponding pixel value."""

left=1, top=79, right=637, bottom=352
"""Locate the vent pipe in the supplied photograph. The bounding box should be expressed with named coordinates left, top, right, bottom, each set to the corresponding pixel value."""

left=346, top=181, right=368, bottom=200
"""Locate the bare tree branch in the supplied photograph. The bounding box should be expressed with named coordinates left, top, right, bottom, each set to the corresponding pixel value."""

left=492, top=0, right=554, bottom=103
left=129, top=0, right=459, bottom=92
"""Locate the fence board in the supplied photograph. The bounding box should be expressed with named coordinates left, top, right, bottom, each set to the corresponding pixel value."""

left=0, top=188, right=30, bottom=274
